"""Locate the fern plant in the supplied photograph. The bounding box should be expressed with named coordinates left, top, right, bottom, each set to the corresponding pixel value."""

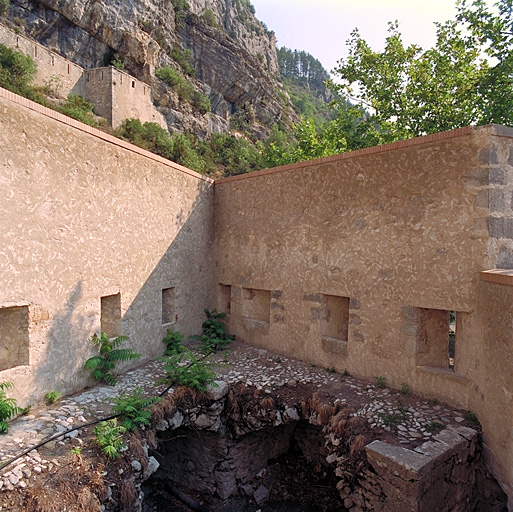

left=162, top=347, right=216, bottom=392
left=44, top=390, right=61, bottom=405
left=112, top=388, right=161, bottom=431
left=0, top=382, right=22, bottom=434
left=190, top=309, right=234, bottom=355
left=84, top=332, right=140, bottom=385
left=94, top=419, right=126, bottom=459
left=162, top=329, right=185, bottom=355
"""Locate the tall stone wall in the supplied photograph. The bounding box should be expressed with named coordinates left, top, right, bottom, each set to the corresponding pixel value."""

left=2, top=82, right=513, bottom=507
left=0, top=23, right=167, bottom=128
left=0, top=88, right=214, bottom=406
left=214, top=125, right=513, bottom=507
left=0, top=23, right=85, bottom=99
left=83, top=67, right=167, bottom=129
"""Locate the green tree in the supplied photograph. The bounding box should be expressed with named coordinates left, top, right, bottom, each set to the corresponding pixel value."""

left=456, top=0, right=513, bottom=126
left=330, top=19, right=490, bottom=142
left=0, top=43, right=37, bottom=95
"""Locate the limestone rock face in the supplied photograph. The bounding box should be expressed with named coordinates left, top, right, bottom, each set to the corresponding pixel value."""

left=9, top=0, right=293, bottom=138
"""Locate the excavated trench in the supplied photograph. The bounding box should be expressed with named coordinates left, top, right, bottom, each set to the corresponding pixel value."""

left=143, top=420, right=344, bottom=511
left=125, top=381, right=507, bottom=512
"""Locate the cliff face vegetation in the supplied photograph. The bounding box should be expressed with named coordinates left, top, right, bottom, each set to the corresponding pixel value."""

left=8, top=0, right=297, bottom=140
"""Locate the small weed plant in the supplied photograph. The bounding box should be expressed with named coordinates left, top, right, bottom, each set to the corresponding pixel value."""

left=94, top=419, right=126, bottom=459
left=190, top=309, right=234, bottom=355
left=400, top=382, right=411, bottom=395
left=465, top=412, right=479, bottom=427
left=378, top=412, right=401, bottom=426
left=425, top=420, right=445, bottom=434
left=84, top=332, right=141, bottom=386
left=376, top=376, right=386, bottom=389
left=162, top=329, right=185, bottom=355
left=44, top=390, right=61, bottom=405
left=70, top=446, right=83, bottom=464
left=162, top=347, right=216, bottom=392
left=111, top=58, right=125, bottom=71
left=112, top=388, right=162, bottom=431
left=0, top=382, right=22, bottom=434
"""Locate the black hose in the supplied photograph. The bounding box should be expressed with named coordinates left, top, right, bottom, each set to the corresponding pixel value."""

left=0, top=358, right=193, bottom=472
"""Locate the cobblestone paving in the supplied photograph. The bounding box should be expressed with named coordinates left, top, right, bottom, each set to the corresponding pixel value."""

left=0, top=341, right=469, bottom=495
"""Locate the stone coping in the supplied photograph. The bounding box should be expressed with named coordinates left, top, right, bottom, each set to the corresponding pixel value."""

left=480, top=268, right=513, bottom=286
left=215, top=125, right=474, bottom=184
left=0, top=87, right=213, bottom=184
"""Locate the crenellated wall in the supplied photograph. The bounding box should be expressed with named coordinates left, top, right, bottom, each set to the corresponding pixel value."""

left=214, top=125, right=513, bottom=506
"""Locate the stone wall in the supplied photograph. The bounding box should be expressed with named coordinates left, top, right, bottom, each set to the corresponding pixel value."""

left=0, top=22, right=85, bottom=99
left=2, top=83, right=513, bottom=507
left=0, top=88, right=214, bottom=406
left=213, top=125, right=513, bottom=507
left=0, top=22, right=167, bottom=128
left=83, top=67, right=168, bottom=129
left=147, top=381, right=488, bottom=512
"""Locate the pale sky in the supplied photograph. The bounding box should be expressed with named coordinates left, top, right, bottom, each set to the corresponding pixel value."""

left=251, top=0, right=459, bottom=74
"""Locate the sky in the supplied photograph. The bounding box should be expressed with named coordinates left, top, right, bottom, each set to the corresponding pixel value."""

left=250, top=0, right=459, bottom=74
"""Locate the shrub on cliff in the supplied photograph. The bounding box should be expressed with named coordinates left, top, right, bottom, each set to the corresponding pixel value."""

left=56, top=94, right=99, bottom=127
left=0, top=43, right=36, bottom=95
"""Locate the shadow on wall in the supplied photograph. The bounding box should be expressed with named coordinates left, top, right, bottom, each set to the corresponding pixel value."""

left=33, top=281, right=97, bottom=398
left=2, top=175, right=213, bottom=408
left=122, top=178, right=215, bottom=362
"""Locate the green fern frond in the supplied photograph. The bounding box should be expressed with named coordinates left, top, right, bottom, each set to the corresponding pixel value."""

left=107, top=349, right=141, bottom=363
left=84, top=356, right=104, bottom=369
left=104, top=373, right=117, bottom=386
left=109, top=335, right=130, bottom=348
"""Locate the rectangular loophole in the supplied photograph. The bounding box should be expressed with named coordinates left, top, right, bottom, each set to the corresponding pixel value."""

left=100, top=294, right=121, bottom=338
left=320, top=295, right=350, bottom=341
left=449, top=311, right=456, bottom=370
left=242, top=288, right=271, bottom=323
left=0, top=306, right=29, bottom=371
left=410, top=307, right=458, bottom=371
left=162, top=288, right=176, bottom=325
left=218, top=284, right=231, bottom=315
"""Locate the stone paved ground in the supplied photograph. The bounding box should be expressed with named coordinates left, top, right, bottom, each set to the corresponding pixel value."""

left=0, top=340, right=474, bottom=499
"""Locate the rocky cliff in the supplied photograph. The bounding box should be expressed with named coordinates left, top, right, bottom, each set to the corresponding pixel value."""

left=8, top=0, right=295, bottom=139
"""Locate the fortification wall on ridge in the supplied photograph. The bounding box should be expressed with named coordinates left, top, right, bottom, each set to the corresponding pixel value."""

left=0, top=23, right=85, bottom=98
left=0, top=23, right=167, bottom=128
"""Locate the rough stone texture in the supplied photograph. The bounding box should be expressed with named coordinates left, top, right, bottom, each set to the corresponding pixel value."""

left=213, top=126, right=513, bottom=507
left=2, top=88, right=513, bottom=507
left=364, top=427, right=479, bottom=512
left=152, top=381, right=489, bottom=512
left=0, top=90, right=214, bottom=405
